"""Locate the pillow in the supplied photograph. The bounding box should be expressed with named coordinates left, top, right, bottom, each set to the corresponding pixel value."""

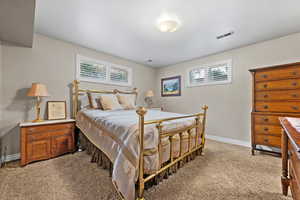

left=97, top=94, right=122, bottom=110
left=87, top=92, right=104, bottom=109
left=116, top=94, right=136, bottom=110
left=78, top=93, right=90, bottom=110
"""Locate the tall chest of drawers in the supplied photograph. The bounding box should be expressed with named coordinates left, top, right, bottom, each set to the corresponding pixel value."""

left=250, top=62, right=300, bottom=155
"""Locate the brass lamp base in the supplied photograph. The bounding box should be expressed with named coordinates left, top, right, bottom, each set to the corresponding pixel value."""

left=32, top=119, right=44, bottom=123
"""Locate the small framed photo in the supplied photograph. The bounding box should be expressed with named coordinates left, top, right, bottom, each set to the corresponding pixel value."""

left=161, top=76, right=181, bottom=97
left=47, top=101, right=67, bottom=120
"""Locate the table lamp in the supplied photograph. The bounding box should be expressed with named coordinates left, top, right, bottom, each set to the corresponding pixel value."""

left=145, top=90, right=154, bottom=108
left=27, top=83, right=49, bottom=122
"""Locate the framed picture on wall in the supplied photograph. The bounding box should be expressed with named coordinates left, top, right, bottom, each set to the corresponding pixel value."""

left=47, top=101, right=67, bottom=120
left=161, top=76, right=181, bottom=97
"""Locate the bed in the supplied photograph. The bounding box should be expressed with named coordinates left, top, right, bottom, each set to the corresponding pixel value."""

left=72, top=80, right=208, bottom=200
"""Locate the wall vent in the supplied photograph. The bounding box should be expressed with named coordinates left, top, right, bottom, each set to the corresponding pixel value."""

left=217, top=31, right=234, bottom=40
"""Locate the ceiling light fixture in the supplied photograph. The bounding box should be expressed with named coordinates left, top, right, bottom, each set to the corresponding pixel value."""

left=157, top=14, right=181, bottom=33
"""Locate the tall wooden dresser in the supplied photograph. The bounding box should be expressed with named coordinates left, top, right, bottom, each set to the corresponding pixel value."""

left=250, top=62, right=300, bottom=155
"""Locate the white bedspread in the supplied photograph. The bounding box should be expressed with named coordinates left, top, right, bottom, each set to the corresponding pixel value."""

left=76, top=108, right=196, bottom=200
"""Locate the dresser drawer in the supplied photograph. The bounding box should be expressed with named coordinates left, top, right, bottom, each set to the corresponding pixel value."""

left=255, top=101, right=300, bottom=113
left=256, top=90, right=300, bottom=101
left=255, top=134, right=281, bottom=147
left=255, top=66, right=300, bottom=82
left=253, top=114, right=281, bottom=125
left=256, top=79, right=300, bottom=91
left=254, top=124, right=281, bottom=136
left=25, top=123, right=74, bottom=134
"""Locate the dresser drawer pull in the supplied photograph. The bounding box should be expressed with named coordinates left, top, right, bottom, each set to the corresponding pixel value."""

left=261, top=74, right=268, bottom=78
left=292, top=94, right=299, bottom=98
left=263, top=84, right=268, bottom=88
left=264, top=127, right=269, bottom=132
left=292, top=106, right=299, bottom=110
left=263, top=138, right=269, bottom=143
left=263, top=94, right=269, bottom=98
left=291, top=71, right=298, bottom=76
left=292, top=82, right=298, bottom=86
left=263, top=118, right=269, bottom=122
left=263, top=105, right=269, bottom=109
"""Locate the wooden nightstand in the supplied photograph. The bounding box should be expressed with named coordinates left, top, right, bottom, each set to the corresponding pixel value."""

left=20, top=119, right=76, bottom=166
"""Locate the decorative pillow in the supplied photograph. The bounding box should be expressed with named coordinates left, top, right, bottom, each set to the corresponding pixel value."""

left=97, top=95, right=122, bottom=110
left=87, top=92, right=104, bottom=109
left=78, top=93, right=90, bottom=109
left=116, top=94, right=136, bottom=110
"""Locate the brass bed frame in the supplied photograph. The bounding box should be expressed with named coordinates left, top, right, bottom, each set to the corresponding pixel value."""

left=72, top=80, right=208, bottom=200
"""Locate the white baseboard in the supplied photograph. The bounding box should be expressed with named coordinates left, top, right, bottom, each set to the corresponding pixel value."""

left=1, top=153, right=20, bottom=163
left=206, top=134, right=251, bottom=148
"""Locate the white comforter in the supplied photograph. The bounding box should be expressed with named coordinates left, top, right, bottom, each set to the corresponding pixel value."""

left=76, top=109, right=196, bottom=200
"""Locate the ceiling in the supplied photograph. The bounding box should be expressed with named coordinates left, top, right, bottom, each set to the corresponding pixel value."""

left=35, top=0, right=300, bottom=67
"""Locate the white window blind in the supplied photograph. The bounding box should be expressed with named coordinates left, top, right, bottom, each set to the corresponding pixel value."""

left=187, top=60, right=232, bottom=87
left=76, top=55, right=132, bottom=86
left=110, top=66, right=129, bottom=83
left=80, top=61, right=107, bottom=80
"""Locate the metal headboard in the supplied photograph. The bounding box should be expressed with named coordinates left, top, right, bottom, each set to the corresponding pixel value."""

left=72, top=80, right=138, bottom=118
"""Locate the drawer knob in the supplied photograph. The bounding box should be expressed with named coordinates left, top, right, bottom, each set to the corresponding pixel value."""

left=292, top=71, right=298, bottom=76
left=264, top=127, right=269, bottom=132
left=264, top=138, right=269, bottom=143
left=261, top=74, right=268, bottom=78
left=292, top=106, right=299, bottom=110
left=263, top=84, right=268, bottom=88
left=292, top=82, right=298, bottom=86
left=263, top=105, right=269, bottom=109
left=263, top=94, right=269, bottom=98
left=292, top=94, right=299, bottom=98
left=263, top=118, right=269, bottom=122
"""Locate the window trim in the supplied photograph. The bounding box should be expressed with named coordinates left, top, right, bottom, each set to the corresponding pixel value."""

left=76, top=54, right=133, bottom=87
left=186, top=59, right=232, bottom=87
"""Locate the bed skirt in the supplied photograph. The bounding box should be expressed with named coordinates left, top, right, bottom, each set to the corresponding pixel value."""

left=79, top=131, right=202, bottom=189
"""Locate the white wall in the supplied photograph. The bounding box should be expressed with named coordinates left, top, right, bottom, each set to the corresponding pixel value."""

left=156, top=32, right=300, bottom=143
left=0, top=34, right=156, bottom=156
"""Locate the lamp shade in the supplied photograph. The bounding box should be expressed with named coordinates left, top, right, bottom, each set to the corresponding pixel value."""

left=146, top=90, right=154, bottom=97
left=27, top=83, right=49, bottom=97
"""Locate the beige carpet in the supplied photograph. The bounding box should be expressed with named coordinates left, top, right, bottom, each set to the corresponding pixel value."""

left=0, top=140, right=292, bottom=200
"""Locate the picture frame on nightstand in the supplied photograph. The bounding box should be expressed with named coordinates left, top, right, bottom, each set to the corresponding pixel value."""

left=47, top=101, right=67, bottom=120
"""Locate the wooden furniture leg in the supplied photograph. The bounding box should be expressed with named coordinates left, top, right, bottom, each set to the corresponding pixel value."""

left=281, top=129, right=289, bottom=196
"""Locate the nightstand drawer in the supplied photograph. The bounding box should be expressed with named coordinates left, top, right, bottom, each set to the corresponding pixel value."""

left=26, top=123, right=74, bottom=134
left=27, top=132, right=49, bottom=142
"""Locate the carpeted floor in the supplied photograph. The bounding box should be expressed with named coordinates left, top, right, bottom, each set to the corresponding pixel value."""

left=0, top=140, right=292, bottom=200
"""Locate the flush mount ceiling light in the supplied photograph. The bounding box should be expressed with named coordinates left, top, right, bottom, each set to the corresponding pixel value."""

left=157, top=14, right=181, bottom=33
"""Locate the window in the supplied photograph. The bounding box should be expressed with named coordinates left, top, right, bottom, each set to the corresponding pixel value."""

left=76, top=55, right=132, bottom=86
left=187, top=59, right=232, bottom=87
